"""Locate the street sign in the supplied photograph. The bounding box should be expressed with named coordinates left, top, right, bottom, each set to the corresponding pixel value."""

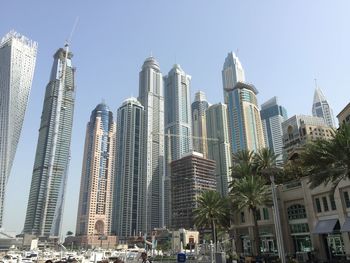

left=177, top=252, right=186, bottom=263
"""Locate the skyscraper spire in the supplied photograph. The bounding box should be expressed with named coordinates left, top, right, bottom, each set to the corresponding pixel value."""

left=312, top=85, right=335, bottom=127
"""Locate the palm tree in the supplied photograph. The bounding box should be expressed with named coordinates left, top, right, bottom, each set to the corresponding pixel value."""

left=229, top=176, right=271, bottom=257
left=301, top=123, right=350, bottom=189
left=194, top=190, right=229, bottom=246
left=231, top=150, right=255, bottom=178
left=254, top=148, right=281, bottom=181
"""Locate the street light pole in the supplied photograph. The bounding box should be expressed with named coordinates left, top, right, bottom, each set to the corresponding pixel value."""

left=270, top=175, right=286, bottom=263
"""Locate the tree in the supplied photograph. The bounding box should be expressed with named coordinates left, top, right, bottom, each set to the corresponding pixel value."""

left=229, top=175, right=271, bottom=257
left=231, top=150, right=255, bottom=179
left=254, top=148, right=282, bottom=181
left=301, top=123, right=350, bottom=189
left=194, top=190, right=230, bottom=245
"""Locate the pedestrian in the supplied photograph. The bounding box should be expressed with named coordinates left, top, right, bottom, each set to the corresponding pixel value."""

left=140, top=252, right=150, bottom=263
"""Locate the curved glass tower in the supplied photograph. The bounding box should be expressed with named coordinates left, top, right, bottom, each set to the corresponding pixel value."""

left=24, top=46, right=75, bottom=236
left=0, top=31, right=37, bottom=228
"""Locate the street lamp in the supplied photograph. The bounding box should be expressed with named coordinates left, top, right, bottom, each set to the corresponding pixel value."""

left=263, top=168, right=286, bottom=263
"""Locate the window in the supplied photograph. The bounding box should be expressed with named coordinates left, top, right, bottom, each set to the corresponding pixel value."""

left=315, top=198, right=322, bottom=213
left=263, top=208, right=269, bottom=220
left=322, top=196, right=329, bottom=212
left=256, top=209, right=261, bottom=221
left=290, top=223, right=310, bottom=234
left=287, top=204, right=307, bottom=220
left=330, top=195, right=337, bottom=210
left=344, top=191, right=350, bottom=208
left=241, top=212, right=245, bottom=223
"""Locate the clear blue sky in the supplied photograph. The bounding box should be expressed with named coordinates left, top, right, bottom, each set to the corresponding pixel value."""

left=1, top=0, right=349, bottom=236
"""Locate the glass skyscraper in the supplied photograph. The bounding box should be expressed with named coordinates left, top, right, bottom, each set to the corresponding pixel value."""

left=206, top=103, right=232, bottom=196
left=222, top=53, right=265, bottom=153
left=24, top=46, right=75, bottom=236
left=260, top=97, right=288, bottom=165
left=76, top=103, right=116, bottom=238
left=0, top=31, right=37, bottom=228
left=191, top=91, right=209, bottom=158
left=312, top=87, right=335, bottom=127
left=138, top=57, right=165, bottom=233
left=113, top=98, right=144, bottom=237
left=163, top=64, right=192, bottom=228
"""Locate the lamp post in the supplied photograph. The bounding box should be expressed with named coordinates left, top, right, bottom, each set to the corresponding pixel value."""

left=269, top=174, right=286, bottom=263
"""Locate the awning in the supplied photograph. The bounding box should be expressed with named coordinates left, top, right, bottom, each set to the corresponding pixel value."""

left=312, top=219, right=338, bottom=234
left=341, top=217, right=350, bottom=232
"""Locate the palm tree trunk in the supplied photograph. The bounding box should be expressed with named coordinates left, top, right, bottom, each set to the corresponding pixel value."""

left=251, top=208, right=261, bottom=257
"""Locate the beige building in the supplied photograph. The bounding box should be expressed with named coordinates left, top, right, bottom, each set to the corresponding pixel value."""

left=232, top=177, right=350, bottom=262
left=337, top=103, right=350, bottom=125
left=282, top=115, right=333, bottom=158
left=75, top=103, right=116, bottom=244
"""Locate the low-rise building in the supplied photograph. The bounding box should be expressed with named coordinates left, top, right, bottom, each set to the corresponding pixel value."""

left=337, top=103, right=350, bottom=125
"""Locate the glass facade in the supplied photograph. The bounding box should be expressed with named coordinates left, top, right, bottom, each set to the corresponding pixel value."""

left=23, top=47, right=75, bottom=236
left=0, top=31, right=37, bottom=227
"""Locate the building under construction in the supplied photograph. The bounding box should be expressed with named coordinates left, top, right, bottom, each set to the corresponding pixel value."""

left=170, top=152, right=216, bottom=230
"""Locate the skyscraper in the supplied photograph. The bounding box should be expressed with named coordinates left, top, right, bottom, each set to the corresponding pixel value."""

left=191, top=91, right=209, bottom=158
left=260, top=97, right=288, bottom=165
left=222, top=52, right=245, bottom=104
left=164, top=64, right=192, bottom=160
left=113, top=98, right=144, bottom=237
left=138, top=57, right=165, bottom=233
left=24, top=45, right=75, bottom=237
left=222, top=53, right=265, bottom=153
left=164, top=64, right=192, bottom=228
left=0, top=31, right=37, bottom=228
left=76, top=103, right=116, bottom=241
left=206, top=103, right=232, bottom=196
left=312, top=87, right=335, bottom=127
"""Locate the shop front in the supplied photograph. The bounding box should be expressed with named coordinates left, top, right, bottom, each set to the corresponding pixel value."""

left=313, top=219, right=345, bottom=260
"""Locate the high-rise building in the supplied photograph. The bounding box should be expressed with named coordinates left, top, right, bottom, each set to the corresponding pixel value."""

left=222, top=53, right=265, bottom=153
left=225, top=82, right=266, bottom=153
left=24, top=46, right=75, bottom=236
left=222, top=52, right=245, bottom=104
left=138, top=57, right=165, bottom=233
left=164, top=64, right=192, bottom=160
left=260, top=97, right=288, bottom=165
left=113, top=98, right=144, bottom=237
left=191, top=91, right=209, bottom=158
left=76, top=103, right=116, bottom=242
left=312, top=87, right=335, bottom=127
left=0, top=31, right=37, bottom=227
left=282, top=115, right=333, bottom=158
left=164, top=64, right=192, bottom=228
left=206, top=103, right=232, bottom=196
left=171, top=152, right=216, bottom=230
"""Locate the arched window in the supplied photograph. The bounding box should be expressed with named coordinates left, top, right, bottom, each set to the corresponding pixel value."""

left=287, top=204, right=307, bottom=220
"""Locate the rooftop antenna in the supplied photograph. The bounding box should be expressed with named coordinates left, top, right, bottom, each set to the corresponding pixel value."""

left=236, top=48, right=239, bottom=56
left=150, top=50, right=153, bottom=57
left=314, top=78, right=318, bottom=89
